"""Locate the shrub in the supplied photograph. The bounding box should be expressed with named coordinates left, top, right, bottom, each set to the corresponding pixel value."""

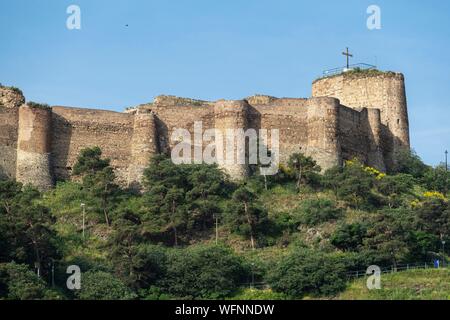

left=331, top=222, right=368, bottom=251
left=76, top=271, right=137, bottom=300
left=268, top=248, right=348, bottom=298
left=27, top=101, right=50, bottom=110
left=160, top=245, right=249, bottom=299
left=295, top=198, right=343, bottom=226
left=323, top=160, right=376, bottom=209
left=0, top=263, right=51, bottom=300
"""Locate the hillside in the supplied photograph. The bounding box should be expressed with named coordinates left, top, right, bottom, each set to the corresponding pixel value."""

left=1, top=148, right=449, bottom=300
left=337, top=269, right=450, bottom=300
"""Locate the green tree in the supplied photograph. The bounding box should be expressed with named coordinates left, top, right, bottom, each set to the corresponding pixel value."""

left=225, top=186, right=268, bottom=250
left=0, top=180, right=22, bottom=215
left=268, top=248, right=348, bottom=298
left=391, top=148, right=429, bottom=178
left=323, top=160, right=375, bottom=209
left=160, top=245, right=248, bottom=299
left=414, top=199, right=450, bottom=250
left=331, top=222, right=368, bottom=252
left=142, top=155, right=231, bottom=246
left=295, top=198, right=343, bottom=226
left=287, top=153, right=321, bottom=191
left=376, top=174, right=415, bottom=208
left=0, top=262, right=52, bottom=300
left=109, top=210, right=168, bottom=291
left=0, top=185, right=60, bottom=276
left=422, top=165, right=450, bottom=195
left=72, top=147, right=118, bottom=226
left=364, top=209, right=411, bottom=269
left=75, top=271, right=137, bottom=300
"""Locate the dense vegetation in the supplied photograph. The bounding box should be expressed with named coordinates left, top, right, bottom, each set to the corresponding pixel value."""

left=0, top=147, right=449, bottom=300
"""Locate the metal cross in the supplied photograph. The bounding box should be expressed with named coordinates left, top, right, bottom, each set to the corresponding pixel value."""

left=342, top=47, right=353, bottom=69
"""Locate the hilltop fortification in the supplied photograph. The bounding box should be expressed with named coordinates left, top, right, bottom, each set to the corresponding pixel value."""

left=0, top=70, right=410, bottom=190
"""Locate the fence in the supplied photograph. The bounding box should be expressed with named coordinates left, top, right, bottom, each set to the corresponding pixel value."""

left=321, top=63, right=377, bottom=77
left=346, top=262, right=448, bottom=279
left=241, top=262, right=447, bottom=289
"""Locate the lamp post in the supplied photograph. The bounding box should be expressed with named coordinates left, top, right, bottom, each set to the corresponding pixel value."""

left=213, top=213, right=219, bottom=245
left=445, top=150, right=448, bottom=172
left=81, top=203, right=86, bottom=240
left=251, top=263, right=255, bottom=289
left=442, top=239, right=446, bottom=268
left=50, top=259, right=55, bottom=287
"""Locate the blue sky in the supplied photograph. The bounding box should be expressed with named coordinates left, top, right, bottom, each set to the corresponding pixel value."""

left=1, top=0, right=449, bottom=166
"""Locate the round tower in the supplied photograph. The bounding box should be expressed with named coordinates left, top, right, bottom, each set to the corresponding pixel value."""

left=128, top=109, right=159, bottom=190
left=16, top=104, right=54, bottom=191
left=312, top=71, right=410, bottom=170
left=214, top=100, right=249, bottom=180
left=306, top=97, right=342, bottom=170
left=362, top=108, right=386, bottom=171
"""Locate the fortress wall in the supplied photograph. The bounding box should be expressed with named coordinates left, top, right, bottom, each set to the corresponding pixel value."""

left=337, top=105, right=368, bottom=164
left=306, top=97, right=342, bottom=170
left=141, top=104, right=214, bottom=154
left=51, top=106, right=134, bottom=184
left=312, top=72, right=409, bottom=170
left=250, top=99, right=309, bottom=164
left=16, top=106, right=53, bottom=190
left=0, top=108, right=19, bottom=180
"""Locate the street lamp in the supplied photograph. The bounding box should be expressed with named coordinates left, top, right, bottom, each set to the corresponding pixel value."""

left=251, top=263, right=255, bottom=289
left=445, top=150, right=448, bottom=172
left=81, top=203, right=86, bottom=240
left=213, top=213, right=220, bottom=245
left=442, top=240, right=446, bottom=268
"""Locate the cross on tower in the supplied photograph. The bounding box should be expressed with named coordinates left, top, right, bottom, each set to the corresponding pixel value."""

left=342, top=47, right=353, bottom=69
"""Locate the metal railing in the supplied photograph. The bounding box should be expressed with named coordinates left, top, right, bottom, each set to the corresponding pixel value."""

left=346, top=262, right=448, bottom=279
left=321, top=63, right=377, bottom=77
left=240, top=262, right=447, bottom=288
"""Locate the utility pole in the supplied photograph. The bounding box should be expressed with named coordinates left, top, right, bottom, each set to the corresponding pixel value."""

left=35, top=262, right=40, bottom=278
left=445, top=150, right=448, bottom=171
left=442, top=234, right=446, bottom=268
left=51, top=259, right=55, bottom=287
left=81, top=203, right=86, bottom=240
left=445, top=150, right=448, bottom=196
left=214, top=213, right=219, bottom=245
left=251, top=263, right=255, bottom=289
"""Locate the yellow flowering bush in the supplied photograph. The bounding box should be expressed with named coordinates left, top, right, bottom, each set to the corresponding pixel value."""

left=423, top=191, right=447, bottom=201
left=345, top=159, right=386, bottom=180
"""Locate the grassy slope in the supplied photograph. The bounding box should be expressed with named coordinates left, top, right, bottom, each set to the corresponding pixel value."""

left=337, top=269, right=450, bottom=300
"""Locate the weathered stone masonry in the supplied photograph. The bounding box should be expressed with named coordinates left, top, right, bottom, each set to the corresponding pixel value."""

left=0, top=71, right=410, bottom=190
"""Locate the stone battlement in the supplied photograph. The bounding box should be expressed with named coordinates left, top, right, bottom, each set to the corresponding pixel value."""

left=0, top=72, right=410, bottom=190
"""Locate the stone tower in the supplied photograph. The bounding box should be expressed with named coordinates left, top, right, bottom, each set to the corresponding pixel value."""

left=312, top=71, right=410, bottom=170
left=127, top=109, right=159, bottom=189
left=214, top=100, right=250, bottom=180
left=306, top=97, right=342, bottom=169
left=16, top=104, right=54, bottom=191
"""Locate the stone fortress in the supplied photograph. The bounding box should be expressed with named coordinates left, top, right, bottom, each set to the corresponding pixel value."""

left=0, top=70, right=410, bottom=191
